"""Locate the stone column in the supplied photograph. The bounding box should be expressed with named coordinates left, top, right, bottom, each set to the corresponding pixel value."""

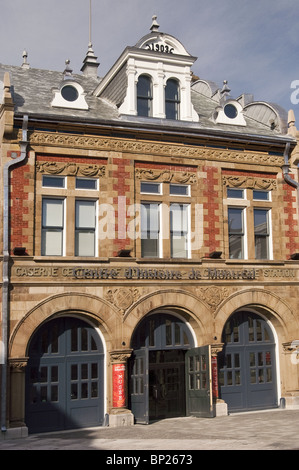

left=109, top=349, right=134, bottom=427
left=7, top=358, right=28, bottom=438
left=210, top=344, right=228, bottom=417
left=281, top=342, right=299, bottom=409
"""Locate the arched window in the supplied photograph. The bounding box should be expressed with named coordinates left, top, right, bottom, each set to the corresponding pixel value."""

left=137, top=75, right=153, bottom=117
left=165, top=79, right=180, bottom=120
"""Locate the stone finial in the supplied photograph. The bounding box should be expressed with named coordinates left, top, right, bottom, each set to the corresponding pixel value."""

left=63, top=59, right=73, bottom=79
left=288, top=109, right=297, bottom=136
left=150, top=15, right=160, bottom=32
left=21, top=50, right=30, bottom=69
left=81, top=42, right=100, bottom=77
left=220, top=80, right=231, bottom=105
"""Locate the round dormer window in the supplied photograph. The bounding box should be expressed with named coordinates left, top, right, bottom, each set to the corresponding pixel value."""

left=61, top=85, right=79, bottom=102
left=224, top=103, right=238, bottom=119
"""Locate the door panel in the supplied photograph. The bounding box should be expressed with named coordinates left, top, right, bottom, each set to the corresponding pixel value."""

left=219, top=312, right=277, bottom=412
left=185, top=346, right=213, bottom=418
left=26, top=317, right=104, bottom=433
left=129, top=349, right=149, bottom=424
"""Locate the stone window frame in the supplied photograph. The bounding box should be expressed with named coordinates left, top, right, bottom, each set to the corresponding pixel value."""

left=35, top=167, right=103, bottom=258
left=135, top=169, right=197, bottom=259
left=223, top=179, right=274, bottom=260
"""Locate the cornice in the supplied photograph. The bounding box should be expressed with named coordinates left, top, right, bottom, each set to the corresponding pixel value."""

left=28, top=131, right=284, bottom=166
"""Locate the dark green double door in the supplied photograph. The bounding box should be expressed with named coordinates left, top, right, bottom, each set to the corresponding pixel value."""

left=130, top=321, right=213, bottom=424
left=25, top=317, right=104, bottom=433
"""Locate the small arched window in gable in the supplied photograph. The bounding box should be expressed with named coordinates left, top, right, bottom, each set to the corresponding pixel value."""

left=165, top=79, right=180, bottom=120
left=137, top=75, right=153, bottom=117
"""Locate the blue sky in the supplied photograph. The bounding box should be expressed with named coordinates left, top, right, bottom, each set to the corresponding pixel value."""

left=0, top=0, right=298, bottom=120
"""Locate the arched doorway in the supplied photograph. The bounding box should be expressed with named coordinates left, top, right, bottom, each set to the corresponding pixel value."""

left=218, top=310, right=278, bottom=412
left=129, top=312, right=214, bottom=423
left=25, top=316, right=105, bottom=433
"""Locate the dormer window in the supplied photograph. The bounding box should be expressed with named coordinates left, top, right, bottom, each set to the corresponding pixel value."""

left=165, top=79, right=180, bottom=120
left=61, top=84, right=79, bottom=102
left=214, top=100, right=246, bottom=126
left=224, top=103, right=238, bottom=119
left=137, top=75, right=153, bottom=117
left=51, top=81, right=88, bottom=110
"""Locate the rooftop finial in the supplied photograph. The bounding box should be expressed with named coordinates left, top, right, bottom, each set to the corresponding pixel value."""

left=21, top=50, right=30, bottom=69
left=220, top=80, right=231, bottom=104
left=150, top=15, right=160, bottom=32
left=63, top=59, right=73, bottom=79
left=81, top=0, right=100, bottom=77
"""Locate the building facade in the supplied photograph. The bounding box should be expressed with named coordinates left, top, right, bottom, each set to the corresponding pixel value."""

left=1, top=17, right=299, bottom=436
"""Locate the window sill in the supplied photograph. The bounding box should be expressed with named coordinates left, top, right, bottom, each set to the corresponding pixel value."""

left=33, top=256, right=109, bottom=263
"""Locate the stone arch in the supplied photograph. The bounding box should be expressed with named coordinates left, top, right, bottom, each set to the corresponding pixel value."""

left=214, top=288, right=298, bottom=343
left=123, top=289, right=214, bottom=347
left=10, top=292, right=119, bottom=359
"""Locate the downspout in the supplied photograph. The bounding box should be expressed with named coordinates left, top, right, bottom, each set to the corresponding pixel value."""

left=1, top=114, right=28, bottom=432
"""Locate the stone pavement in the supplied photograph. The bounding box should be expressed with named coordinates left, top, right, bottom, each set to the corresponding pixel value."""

left=0, top=409, right=299, bottom=451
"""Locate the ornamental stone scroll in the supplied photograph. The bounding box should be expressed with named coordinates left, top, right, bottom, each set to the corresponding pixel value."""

left=223, top=175, right=277, bottom=190
left=135, top=168, right=197, bottom=184
left=36, top=161, right=106, bottom=178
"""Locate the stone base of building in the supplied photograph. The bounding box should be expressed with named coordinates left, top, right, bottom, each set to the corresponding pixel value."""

left=0, top=426, right=28, bottom=440
left=281, top=393, right=299, bottom=410
left=213, top=399, right=228, bottom=417
left=108, top=409, right=134, bottom=427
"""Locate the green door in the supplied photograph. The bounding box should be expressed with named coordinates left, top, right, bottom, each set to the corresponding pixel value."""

left=185, top=345, right=214, bottom=418
left=129, top=349, right=149, bottom=424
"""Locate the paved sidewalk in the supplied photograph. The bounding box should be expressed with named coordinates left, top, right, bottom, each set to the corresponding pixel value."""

left=0, top=409, right=299, bottom=451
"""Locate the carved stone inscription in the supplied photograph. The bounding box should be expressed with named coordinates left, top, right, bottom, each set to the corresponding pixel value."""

left=13, top=266, right=297, bottom=281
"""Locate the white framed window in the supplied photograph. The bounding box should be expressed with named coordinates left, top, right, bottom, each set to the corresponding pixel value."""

left=227, top=187, right=245, bottom=199
left=253, top=190, right=271, bottom=201
left=169, top=184, right=190, bottom=196
left=42, top=175, right=66, bottom=188
left=254, top=208, right=271, bottom=259
left=170, top=203, right=190, bottom=258
left=140, top=182, right=162, bottom=194
left=75, top=200, right=97, bottom=257
left=165, top=79, right=180, bottom=120
left=41, top=198, right=65, bottom=256
left=137, top=75, right=153, bottom=117
left=75, top=177, right=98, bottom=190
left=228, top=207, right=246, bottom=259
left=226, top=186, right=272, bottom=260
left=141, top=203, right=161, bottom=258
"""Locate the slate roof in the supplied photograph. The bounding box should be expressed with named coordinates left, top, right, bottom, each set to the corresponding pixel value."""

left=0, top=62, right=293, bottom=143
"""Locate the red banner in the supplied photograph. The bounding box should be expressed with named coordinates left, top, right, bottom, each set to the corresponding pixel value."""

left=211, top=356, right=219, bottom=399
left=113, top=364, right=126, bottom=408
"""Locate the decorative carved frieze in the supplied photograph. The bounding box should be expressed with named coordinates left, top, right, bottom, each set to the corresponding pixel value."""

left=223, top=175, right=277, bottom=190
left=28, top=131, right=284, bottom=166
left=110, top=350, right=133, bottom=364
left=105, top=287, right=140, bottom=314
left=211, top=343, right=225, bottom=356
left=197, top=286, right=229, bottom=314
left=136, top=168, right=197, bottom=184
left=9, top=357, right=28, bottom=372
left=36, top=161, right=106, bottom=177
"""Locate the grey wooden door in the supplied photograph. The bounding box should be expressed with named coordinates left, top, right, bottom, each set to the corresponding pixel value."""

left=219, top=312, right=277, bottom=412
left=25, top=317, right=104, bottom=433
